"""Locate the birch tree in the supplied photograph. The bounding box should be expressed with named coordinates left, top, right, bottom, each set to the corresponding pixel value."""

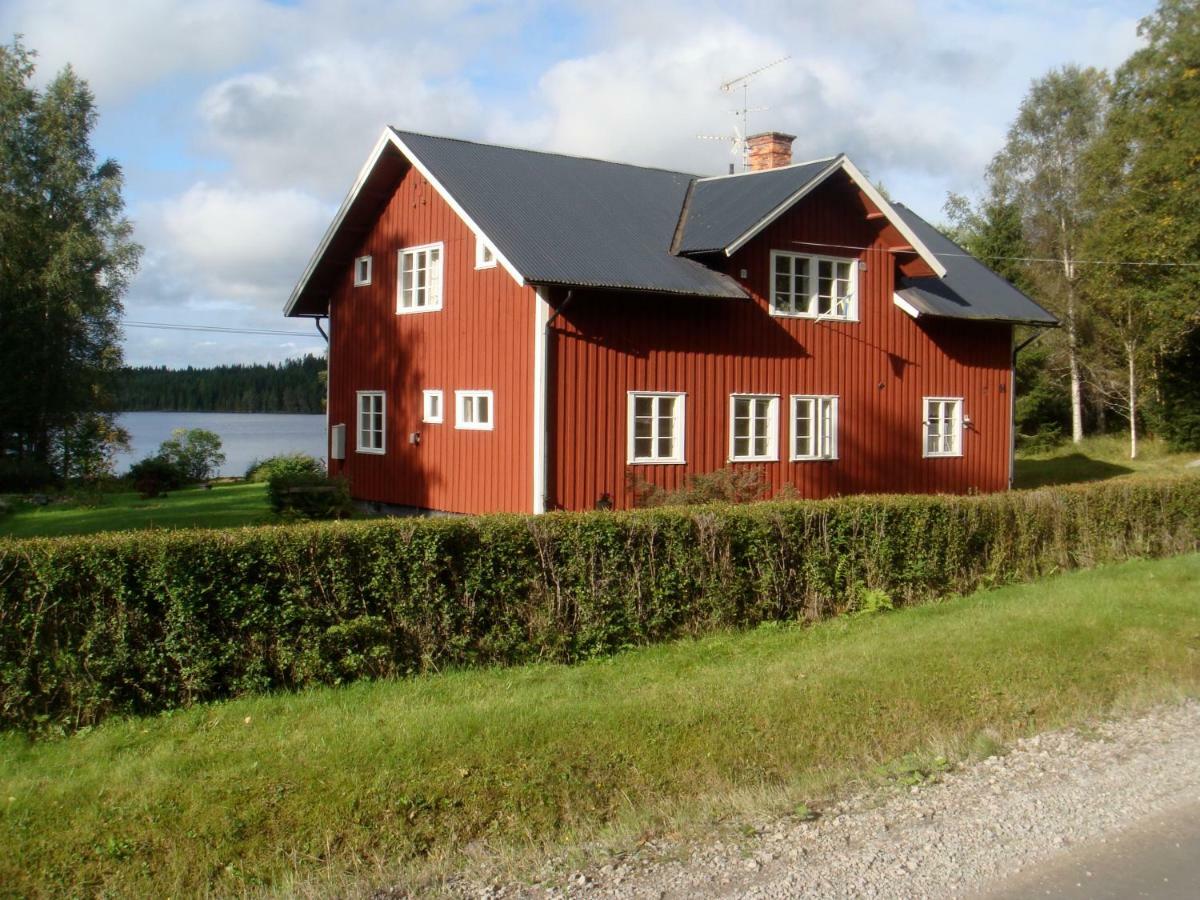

left=988, top=66, right=1110, bottom=444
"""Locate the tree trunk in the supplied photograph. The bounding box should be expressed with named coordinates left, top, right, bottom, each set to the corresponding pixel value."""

left=1066, top=288, right=1084, bottom=443
left=1127, top=340, right=1138, bottom=460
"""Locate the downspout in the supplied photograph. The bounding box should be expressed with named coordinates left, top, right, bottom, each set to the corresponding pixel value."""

left=541, top=289, right=575, bottom=513
left=1010, top=328, right=1044, bottom=488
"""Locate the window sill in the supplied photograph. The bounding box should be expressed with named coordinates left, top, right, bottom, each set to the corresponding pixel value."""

left=356, top=447, right=386, bottom=455
left=396, top=305, right=442, bottom=316
left=769, top=308, right=858, bottom=323
left=627, top=458, right=686, bottom=465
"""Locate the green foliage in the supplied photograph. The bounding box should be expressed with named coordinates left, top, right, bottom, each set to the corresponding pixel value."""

left=246, top=452, right=325, bottom=483
left=0, top=457, right=58, bottom=492
left=157, top=428, right=225, bottom=482
left=1, top=477, right=1198, bottom=731
left=117, top=355, right=327, bottom=413
left=127, top=455, right=184, bottom=498
left=0, top=39, right=140, bottom=478
left=1154, top=329, right=1200, bottom=451
left=266, top=471, right=352, bottom=520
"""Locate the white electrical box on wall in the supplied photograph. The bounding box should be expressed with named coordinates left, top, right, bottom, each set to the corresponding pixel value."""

left=330, top=423, right=346, bottom=460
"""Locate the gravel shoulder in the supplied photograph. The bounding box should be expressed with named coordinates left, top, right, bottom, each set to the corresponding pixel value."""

left=467, top=698, right=1200, bottom=899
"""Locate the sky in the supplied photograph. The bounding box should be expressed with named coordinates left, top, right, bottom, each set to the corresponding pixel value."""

left=0, top=0, right=1153, bottom=368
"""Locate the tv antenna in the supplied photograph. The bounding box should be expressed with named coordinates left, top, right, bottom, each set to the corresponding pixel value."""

left=697, top=55, right=790, bottom=172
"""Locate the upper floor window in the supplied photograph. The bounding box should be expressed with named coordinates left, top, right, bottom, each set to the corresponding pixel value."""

left=923, top=397, right=963, bottom=457
left=729, top=394, right=778, bottom=462
left=397, top=242, right=443, bottom=313
left=791, top=395, right=838, bottom=460
left=770, top=251, right=858, bottom=321
left=356, top=391, right=385, bottom=454
left=354, top=255, right=372, bottom=286
left=455, top=390, right=494, bottom=430
left=475, top=236, right=497, bottom=269
left=628, top=392, right=685, bottom=464
left=422, top=389, right=443, bottom=424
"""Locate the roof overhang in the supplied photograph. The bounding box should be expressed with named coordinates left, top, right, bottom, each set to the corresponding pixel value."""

left=284, top=128, right=526, bottom=317
left=893, top=290, right=1060, bottom=327
left=721, top=156, right=948, bottom=279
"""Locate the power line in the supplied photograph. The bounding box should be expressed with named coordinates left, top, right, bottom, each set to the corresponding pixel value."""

left=789, top=239, right=1200, bottom=268
left=122, top=320, right=319, bottom=337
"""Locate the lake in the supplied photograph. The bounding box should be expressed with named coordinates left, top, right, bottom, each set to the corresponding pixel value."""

left=115, top=412, right=326, bottom=477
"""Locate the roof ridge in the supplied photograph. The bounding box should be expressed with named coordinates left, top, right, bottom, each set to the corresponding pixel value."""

left=693, top=154, right=841, bottom=182
left=388, top=127, right=700, bottom=179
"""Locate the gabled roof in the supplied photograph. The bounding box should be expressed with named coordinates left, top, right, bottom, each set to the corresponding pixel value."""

left=285, top=128, right=1054, bottom=327
left=891, top=204, right=1058, bottom=326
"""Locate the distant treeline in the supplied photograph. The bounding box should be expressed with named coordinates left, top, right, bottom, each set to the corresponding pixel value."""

left=117, top=355, right=326, bottom=413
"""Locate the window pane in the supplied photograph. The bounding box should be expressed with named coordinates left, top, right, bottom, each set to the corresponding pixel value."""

left=634, top=436, right=653, bottom=458
left=658, top=436, right=673, bottom=457
left=795, top=262, right=809, bottom=313
left=477, top=396, right=489, bottom=423
left=734, top=435, right=750, bottom=457
left=794, top=399, right=813, bottom=456
left=635, top=396, right=653, bottom=419
left=753, top=434, right=768, bottom=456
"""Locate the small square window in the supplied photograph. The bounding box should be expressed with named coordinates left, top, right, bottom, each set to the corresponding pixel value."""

left=354, top=255, right=372, bottom=287
left=455, top=390, right=494, bottom=430
left=422, top=389, right=443, bottom=424
left=356, top=391, right=385, bottom=454
left=475, top=237, right=497, bottom=269
left=923, top=397, right=963, bottom=457
left=729, top=394, right=779, bottom=462
left=627, top=392, right=686, bottom=463
left=791, top=395, right=838, bottom=460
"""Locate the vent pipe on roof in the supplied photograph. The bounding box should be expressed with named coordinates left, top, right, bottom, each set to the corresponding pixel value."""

left=746, top=131, right=796, bottom=171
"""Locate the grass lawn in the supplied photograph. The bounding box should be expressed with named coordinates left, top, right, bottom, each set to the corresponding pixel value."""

left=1014, top=434, right=1199, bottom=489
left=0, top=481, right=272, bottom=539
left=2, top=554, right=1198, bottom=897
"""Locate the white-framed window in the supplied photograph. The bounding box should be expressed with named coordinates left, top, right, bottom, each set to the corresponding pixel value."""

left=422, top=389, right=443, bottom=424
left=627, top=392, right=686, bottom=464
left=455, top=390, right=494, bottom=430
left=770, top=251, right=858, bottom=320
left=923, top=397, right=963, bottom=457
left=397, top=242, right=443, bottom=313
left=475, top=236, right=497, bottom=269
left=790, top=395, right=838, bottom=460
left=353, top=255, right=372, bottom=287
left=729, top=394, right=779, bottom=462
left=356, top=391, right=385, bottom=454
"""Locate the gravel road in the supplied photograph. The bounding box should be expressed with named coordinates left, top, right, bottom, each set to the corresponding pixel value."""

left=457, top=699, right=1200, bottom=899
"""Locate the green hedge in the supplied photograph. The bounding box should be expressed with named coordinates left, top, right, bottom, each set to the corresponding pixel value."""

left=2, top=478, right=1198, bottom=730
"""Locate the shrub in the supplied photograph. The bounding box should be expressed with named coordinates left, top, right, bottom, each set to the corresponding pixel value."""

left=246, top=453, right=325, bottom=483
left=266, top=472, right=352, bottom=520
left=627, top=466, right=771, bottom=507
left=127, top=455, right=184, bottom=498
left=0, top=457, right=58, bottom=493
left=158, top=428, right=225, bottom=482
left=1, top=477, right=1198, bottom=731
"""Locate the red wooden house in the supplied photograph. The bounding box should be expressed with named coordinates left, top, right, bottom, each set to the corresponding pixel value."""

left=285, top=129, right=1055, bottom=514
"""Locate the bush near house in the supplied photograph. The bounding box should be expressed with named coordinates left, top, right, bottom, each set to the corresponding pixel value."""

left=266, top=471, right=352, bottom=520
left=1, top=477, right=1198, bottom=731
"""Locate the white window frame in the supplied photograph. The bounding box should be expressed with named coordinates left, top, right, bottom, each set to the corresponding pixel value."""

left=356, top=390, right=385, bottom=454
left=475, top=236, right=497, bottom=269
left=422, top=389, right=443, bottom=424
left=790, top=395, right=839, bottom=461
left=923, top=397, right=964, bottom=458
left=455, top=390, right=494, bottom=431
left=728, top=394, right=779, bottom=462
left=396, top=241, right=444, bottom=314
left=769, top=250, right=859, bottom=321
left=353, top=255, right=372, bottom=287
left=627, top=392, right=686, bottom=464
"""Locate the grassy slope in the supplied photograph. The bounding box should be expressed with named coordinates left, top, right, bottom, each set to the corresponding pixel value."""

left=0, top=482, right=271, bottom=538
left=2, top=555, right=1199, bottom=897
left=1014, top=434, right=1198, bottom=489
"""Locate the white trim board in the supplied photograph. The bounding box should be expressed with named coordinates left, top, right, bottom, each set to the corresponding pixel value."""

left=722, top=155, right=947, bottom=279
left=284, top=128, right=526, bottom=317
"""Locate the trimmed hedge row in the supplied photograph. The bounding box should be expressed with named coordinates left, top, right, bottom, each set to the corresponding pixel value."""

left=2, top=477, right=1199, bottom=730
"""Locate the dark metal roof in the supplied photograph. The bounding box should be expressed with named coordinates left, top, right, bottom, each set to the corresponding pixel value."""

left=892, top=204, right=1059, bottom=326
left=391, top=130, right=746, bottom=299
left=673, top=157, right=839, bottom=254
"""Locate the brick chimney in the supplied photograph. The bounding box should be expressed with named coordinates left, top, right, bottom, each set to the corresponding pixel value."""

left=746, top=131, right=796, bottom=171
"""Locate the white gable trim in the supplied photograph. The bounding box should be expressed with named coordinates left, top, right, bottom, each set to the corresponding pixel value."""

left=722, top=156, right=947, bottom=279
left=284, top=128, right=525, bottom=317
left=893, top=293, right=922, bottom=319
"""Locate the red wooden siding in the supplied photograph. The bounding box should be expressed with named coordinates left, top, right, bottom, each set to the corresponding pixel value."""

left=549, top=174, right=1013, bottom=511
left=327, top=161, right=536, bottom=514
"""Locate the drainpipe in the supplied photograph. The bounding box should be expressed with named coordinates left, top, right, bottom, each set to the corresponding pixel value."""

left=541, top=289, right=575, bottom=513
left=1010, top=329, right=1044, bottom=488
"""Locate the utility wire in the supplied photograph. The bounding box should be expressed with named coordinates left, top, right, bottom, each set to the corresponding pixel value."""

left=789, top=239, right=1200, bottom=267
left=122, top=320, right=318, bottom=337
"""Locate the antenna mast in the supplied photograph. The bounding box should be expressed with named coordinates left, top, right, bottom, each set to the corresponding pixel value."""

left=719, top=55, right=790, bottom=170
